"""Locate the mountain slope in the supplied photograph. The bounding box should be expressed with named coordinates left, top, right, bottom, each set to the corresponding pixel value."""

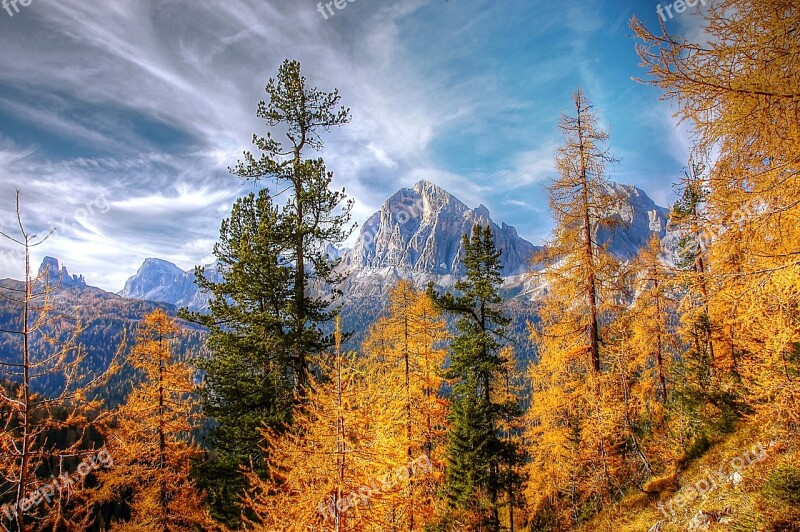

left=342, top=180, right=539, bottom=277
left=118, top=179, right=672, bottom=320
left=0, top=258, right=204, bottom=404
left=119, top=258, right=221, bottom=312
left=335, top=180, right=542, bottom=297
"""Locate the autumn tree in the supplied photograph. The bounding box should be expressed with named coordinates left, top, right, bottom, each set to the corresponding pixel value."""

left=627, top=235, right=678, bottom=407
left=428, top=225, right=521, bottom=530
left=544, top=87, right=621, bottom=373
left=669, top=164, right=718, bottom=377
left=0, top=191, right=119, bottom=532
left=80, top=310, right=213, bottom=531
left=524, top=90, right=627, bottom=527
left=361, top=280, right=449, bottom=530
left=606, top=235, right=686, bottom=478
left=633, top=0, right=800, bottom=431
left=243, top=320, right=391, bottom=531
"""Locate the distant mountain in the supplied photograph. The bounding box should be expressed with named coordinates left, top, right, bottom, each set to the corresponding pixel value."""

left=119, top=259, right=220, bottom=312
left=342, top=180, right=539, bottom=279
left=594, top=182, right=670, bottom=258
left=119, top=178, right=671, bottom=309
left=39, top=256, right=87, bottom=288
left=0, top=258, right=204, bottom=404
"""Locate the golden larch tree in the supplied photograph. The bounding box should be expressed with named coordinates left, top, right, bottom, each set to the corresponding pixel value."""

left=361, top=280, right=449, bottom=530
left=633, top=0, right=800, bottom=431
left=79, top=310, right=214, bottom=531
left=0, top=192, right=120, bottom=532
left=524, top=89, right=627, bottom=528
left=243, top=320, right=392, bottom=531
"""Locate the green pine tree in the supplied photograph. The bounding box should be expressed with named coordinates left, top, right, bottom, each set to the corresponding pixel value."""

left=181, top=59, right=353, bottom=526
left=181, top=191, right=294, bottom=527
left=428, top=224, right=521, bottom=530
left=231, top=58, right=353, bottom=391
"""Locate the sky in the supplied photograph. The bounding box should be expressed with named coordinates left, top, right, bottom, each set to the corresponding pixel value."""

left=0, top=0, right=706, bottom=291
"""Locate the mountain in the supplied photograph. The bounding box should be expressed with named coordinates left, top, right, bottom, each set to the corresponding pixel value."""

left=0, top=258, right=204, bottom=404
left=38, top=256, right=87, bottom=288
left=336, top=180, right=541, bottom=297
left=119, top=179, right=672, bottom=309
left=119, top=258, right=221, bottom=312
left=594, top=182, right=670, bottom=258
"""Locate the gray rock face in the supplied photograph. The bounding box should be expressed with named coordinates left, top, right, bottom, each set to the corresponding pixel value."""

left=38, top=256, right=86, bottom=288
left=120, top=179, right=672, bottom=305
left=341, top=180, right=540, bottom=278
left=119, top=258, right=219, bottom=311
left=594, top=182, right=670, bottom=259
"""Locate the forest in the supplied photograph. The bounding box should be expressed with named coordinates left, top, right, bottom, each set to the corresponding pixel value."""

left=0, top=1, right=798, bottom=530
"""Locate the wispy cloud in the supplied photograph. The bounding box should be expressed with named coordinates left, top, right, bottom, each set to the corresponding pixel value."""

left=0, top=0, right=691, bottom=290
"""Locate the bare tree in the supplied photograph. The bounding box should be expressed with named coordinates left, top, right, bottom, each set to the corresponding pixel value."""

left=0, top=190, right=120, bottom=532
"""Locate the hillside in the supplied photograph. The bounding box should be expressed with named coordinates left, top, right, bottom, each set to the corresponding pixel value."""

left=578, top=425, right=800, bottom=531
left=0, top=258, right=206, bottom=405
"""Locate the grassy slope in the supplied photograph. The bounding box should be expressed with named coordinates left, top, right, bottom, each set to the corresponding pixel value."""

left=578, top=423, right=799, bottom=532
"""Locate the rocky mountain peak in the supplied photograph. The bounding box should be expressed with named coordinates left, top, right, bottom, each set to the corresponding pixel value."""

left=594, top=182, right=670, bottom=258
left=341, top=180, right=539, bottom=280
left=38, top=256, right=86, bottom=288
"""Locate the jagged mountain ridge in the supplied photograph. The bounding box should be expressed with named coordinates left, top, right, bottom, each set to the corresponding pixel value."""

left=119, top=179, right=671, bottom=308
left=342, top=180, right=540, bottom=277
left=0, top=257, right=204, bottom=403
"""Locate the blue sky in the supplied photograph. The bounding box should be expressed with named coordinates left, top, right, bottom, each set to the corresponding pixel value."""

left=0, top=0, right=705, bottom=291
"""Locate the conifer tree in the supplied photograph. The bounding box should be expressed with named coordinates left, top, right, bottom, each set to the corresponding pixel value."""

left=633, top=0, right=800, bottom=431
left=0, top=192, right=120, bottom=532
left=361, top=280, right=449, bottom=530
left=524, top=90, right=626, bottom=527
left=428, top=225, right=520, bottom=530
left=230, top=58, right=353, bottom=391
left=243, top=320, right=391, bottom=531
left=180, top=190, right=294, bottom=526
left=79, top=310, right=214, bottom=531
left=186, top=60, right=353, bottom=522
